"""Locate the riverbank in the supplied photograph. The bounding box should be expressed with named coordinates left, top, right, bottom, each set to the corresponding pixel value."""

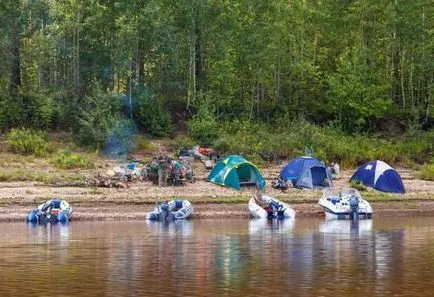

left=0, top=158, right=432, bottom=221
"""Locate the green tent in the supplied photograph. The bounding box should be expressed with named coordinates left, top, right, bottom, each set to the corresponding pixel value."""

left=207, top=155, right=265, bottom=190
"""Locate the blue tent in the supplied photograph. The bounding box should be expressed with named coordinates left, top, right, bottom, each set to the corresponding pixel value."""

left=279, top=156, right=333, bottom=189
left=350, top=160, right=405, bottom=193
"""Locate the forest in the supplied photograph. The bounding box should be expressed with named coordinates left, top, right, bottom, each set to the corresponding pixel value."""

left=0, top=0, right=433, bottom=166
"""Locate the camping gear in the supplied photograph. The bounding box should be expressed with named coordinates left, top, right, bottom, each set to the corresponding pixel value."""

left=318, top=188, right=373, bottom=220
left=350, top=160, right=405, bottom=193
left=27, top=199, right=73, bottom=224
left=207, top=155, right=265, bottom=190
left=146, top=200, right=193, bottom=221
left=271, top=177, right=289, bottom=191
left=179, top=145, right=219, bottom=170
left=279, top=156, right=333, bottom=189
left=249, top=195, right=295, bottom=220
left=204, top=160, right=213, bottom=170
left=84, top=173, right=129, bottom=188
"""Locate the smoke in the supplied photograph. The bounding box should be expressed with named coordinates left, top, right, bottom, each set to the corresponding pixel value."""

left=103, top=119, right=137, bottom=159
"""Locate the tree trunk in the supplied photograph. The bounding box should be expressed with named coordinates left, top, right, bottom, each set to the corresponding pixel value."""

left=400, top=49, right=406, bottom=109
left=9, top=22, right=21, bottom=97
left=75, top=10, right=80, bottom=103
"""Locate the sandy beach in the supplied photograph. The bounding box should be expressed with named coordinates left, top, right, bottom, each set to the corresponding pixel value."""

left=0, top=160, right=433, bottom=221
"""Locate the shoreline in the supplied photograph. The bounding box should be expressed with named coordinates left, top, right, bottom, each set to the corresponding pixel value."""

left=2, top=201, right=434, bottom=222
left=0, top=164, right=432, bottom=222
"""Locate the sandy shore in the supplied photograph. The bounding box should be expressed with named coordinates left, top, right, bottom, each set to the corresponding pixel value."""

left=0, top=162, right=433, bottom=221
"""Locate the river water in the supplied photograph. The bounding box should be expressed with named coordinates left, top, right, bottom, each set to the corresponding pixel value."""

left=1, top=217, right=434, bottom=296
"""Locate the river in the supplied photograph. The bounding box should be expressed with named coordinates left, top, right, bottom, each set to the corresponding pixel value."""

left=1, top=217, right=434, bottom=296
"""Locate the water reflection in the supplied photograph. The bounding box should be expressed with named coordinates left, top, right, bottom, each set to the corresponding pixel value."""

left=319, top=219, right=373, bottom=236
left=146, top=220, right=193, bottom=237
left=248, top=218, right=295, bottom=235
left=26, top=222, right=71, bottom=243
left=0, top=218, right=434, bottom=296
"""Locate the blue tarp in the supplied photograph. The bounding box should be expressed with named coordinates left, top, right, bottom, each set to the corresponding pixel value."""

left=351, top=160, right=405, bottom=193
left=279, top=156, right=333, bottom=189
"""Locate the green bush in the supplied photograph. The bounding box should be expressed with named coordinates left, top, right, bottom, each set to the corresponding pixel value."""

left=75, top=86, right=122, bottom=148
left=0, top=94, right=23, bottom=130
left=419, top=164, right=434, bottom=181
left=212, top=119, right=433, bottom=167
left=52, top=150, right=94, bottom=169
left=215, top=120, right=265, bottom=161
left=7, top=128, right=52, bottom=156
left=167, top=135, right=196, bottom=151
left=187, top=105, right=219, bottom=146
left=135, top=135, right=155, bottom=151
left=137, top=89, right=171, bottom=137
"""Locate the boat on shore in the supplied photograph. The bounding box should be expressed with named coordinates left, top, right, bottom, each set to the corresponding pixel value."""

left=146, top=200, right=193, bottom=221
left=248, top=195, right=295, bottom=220
left=26, top=199, right=73, bottom=224
left=318, top=188, right=373, bottom=220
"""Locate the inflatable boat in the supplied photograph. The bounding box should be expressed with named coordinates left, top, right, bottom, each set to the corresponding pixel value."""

left=27, top=199, right=73, bottom=223
left=248, top=195, right=295, bottom=219
left=146, top=200, right=193, bottom=221
left=318, top=188, right=373, bottom=220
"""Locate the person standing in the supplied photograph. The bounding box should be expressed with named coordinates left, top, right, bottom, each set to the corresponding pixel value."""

left=157, top=148, right=169, bottom=187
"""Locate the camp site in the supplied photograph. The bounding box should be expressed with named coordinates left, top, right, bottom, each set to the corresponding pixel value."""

left=0, top=0, right=433, bottom=296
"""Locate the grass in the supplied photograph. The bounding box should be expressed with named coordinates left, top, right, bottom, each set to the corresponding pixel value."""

left=52, top=150, right=95, bottom=169
left=350, top=180, right=368, bottom=192
left=7, top=128, right=53, bottom=156
left=0, top=169, right=84, bottom=185
left=135, top=135, right=157, bottom=151
left=419, top=163, right=434, bottom=181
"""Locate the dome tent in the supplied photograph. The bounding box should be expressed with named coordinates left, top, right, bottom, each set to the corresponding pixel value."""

left=350, top=160, right=405, bottom=193
left=279, top=156, right=333, bottom=189
left=207, top=155, right=265, bottom=191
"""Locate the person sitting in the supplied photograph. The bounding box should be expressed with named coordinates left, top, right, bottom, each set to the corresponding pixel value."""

left=329, top=162, right=341, bottom=180
left=321, top=177, right=331, bottom=187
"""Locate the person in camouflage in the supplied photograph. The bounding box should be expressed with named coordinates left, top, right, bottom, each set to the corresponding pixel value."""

left=157, top=148, right=169, bottom=187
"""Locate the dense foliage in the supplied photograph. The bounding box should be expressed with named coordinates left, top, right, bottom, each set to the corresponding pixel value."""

left=7, top=128, right=52, bottom=156
left=0, top=1, right=432, bottom=156
left=188, top=119, right=433, bottom=166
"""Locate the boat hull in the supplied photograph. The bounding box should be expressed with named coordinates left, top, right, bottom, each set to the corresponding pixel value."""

left=318, top=188, right=373, bottom=220
left=249, top=196, right=295, bottom=219
left=26, top=200, right=73, bottom=224
left=147, top=200, right=193, bottom=221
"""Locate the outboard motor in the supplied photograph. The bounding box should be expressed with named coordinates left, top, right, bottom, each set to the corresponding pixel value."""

left=26, top=210, right=40, bottom=223
left=349, top=195, right=359, bottom=221
left=160, top=203, right=170, bottom=221
left=269, top=200, right=283, bottom=220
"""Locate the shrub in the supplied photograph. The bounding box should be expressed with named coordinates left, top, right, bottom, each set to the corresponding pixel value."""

left=0, top=94, right=23, bottom=130
left=137, top=89, right=171, bottom=137
left=135, top=135, right=156, bottom=151
left=52, top=150, right=94, bottom=169
left=213, top=119, right=433, bottom=167
left=167, top=136, right=196, bottom=151
left=187, top=105, right=219, bottom=146
left=7, top=128, right=52, bottom=156
left=75, top=86, right=122, bottom=148
left=419, top=164, right=434, bottom=181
